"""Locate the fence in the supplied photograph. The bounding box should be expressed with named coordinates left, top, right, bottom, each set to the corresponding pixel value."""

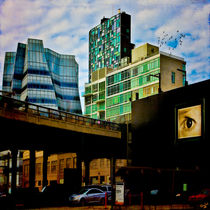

left=0, top=91, right=121, bottom=132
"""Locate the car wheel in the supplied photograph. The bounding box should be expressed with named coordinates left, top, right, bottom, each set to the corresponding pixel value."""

left=80, top=198, right=86, bottom=206
left=100, top=198, right=105, bottom=205
left=200, top=200, right=209, bottom=209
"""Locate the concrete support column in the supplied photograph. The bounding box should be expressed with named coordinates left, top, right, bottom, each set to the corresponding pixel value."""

left=11, top=149, right=18, bottom=194
left=76, top=152, right=82, bottom=190
left=42, top=150, right=48, bottom=188
left=29, top=149, right=35, bottom=189
left=110, top=157, right=116, bottom=208
left=6, top=152, right=10, bottom=194
left=84, top=159, right=90, bottom=186
left=110, top=157, right=116, bottom=186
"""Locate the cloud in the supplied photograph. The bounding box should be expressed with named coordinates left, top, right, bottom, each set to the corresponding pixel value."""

left=150, top=3, right=210, bottom=84
left=0, top=0, right=209, bottom=98
left=0, top=0, right=47, bottom=32
left=137, top=0, right=208, bottom=7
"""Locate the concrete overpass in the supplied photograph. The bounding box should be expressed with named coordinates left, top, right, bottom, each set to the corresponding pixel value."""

left=0, top=94, right=126, bottom=193
left=0, top=94, right=123, bottom=152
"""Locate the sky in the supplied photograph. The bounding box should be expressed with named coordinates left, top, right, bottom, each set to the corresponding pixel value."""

left=0, top=0, right=209, bottom=112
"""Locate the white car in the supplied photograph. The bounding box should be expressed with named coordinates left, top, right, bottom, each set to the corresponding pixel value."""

left=69, top=188, right=106, bottom=206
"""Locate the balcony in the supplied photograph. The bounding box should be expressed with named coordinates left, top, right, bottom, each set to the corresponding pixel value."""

left=96, top=92, right=105, bottom=103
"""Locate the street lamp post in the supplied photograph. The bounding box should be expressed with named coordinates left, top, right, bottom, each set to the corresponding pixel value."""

left=177, top=68, right=188, bottom=86
left=149, top=68, right=187, bottom=95
left=149, top=73, right=162, bottom=93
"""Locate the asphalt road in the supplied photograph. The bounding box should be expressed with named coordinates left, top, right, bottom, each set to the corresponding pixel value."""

left=16, top=204, right=194, bottom=210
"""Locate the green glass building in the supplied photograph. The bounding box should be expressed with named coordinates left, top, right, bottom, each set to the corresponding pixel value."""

left=89, top=11, right=134, bottom=82
left=84, top=43, right=186, bottom=122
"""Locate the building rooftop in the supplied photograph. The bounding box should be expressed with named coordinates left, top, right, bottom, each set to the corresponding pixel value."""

left=160, top=51, right=185, bottom=61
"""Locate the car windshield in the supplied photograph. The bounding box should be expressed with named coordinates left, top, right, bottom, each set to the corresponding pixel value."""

left=100, top=187, right=107, bottom=191
left=78, top=188, right=88, bottom=194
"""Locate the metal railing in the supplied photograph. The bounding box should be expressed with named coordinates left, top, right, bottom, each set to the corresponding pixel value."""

left=0, top=91, right=121, bottom=132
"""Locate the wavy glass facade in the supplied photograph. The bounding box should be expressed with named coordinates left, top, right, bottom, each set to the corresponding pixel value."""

left=89, top=11, right=134, bottom=82
left=2, top=38, right=82, bottom=114
left=12, top=43, right=26, bottom=99
left=2, top=52, right=16, bottom=93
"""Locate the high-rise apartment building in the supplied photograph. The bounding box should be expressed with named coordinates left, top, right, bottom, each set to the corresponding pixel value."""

left=84, top=43, right=186, bottom=122
left=2, top=38, right=82, bottom=113
left=89, top=10, right=134, bottom=82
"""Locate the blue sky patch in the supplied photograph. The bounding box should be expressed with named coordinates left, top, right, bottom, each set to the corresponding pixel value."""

left=0, top=0, right=209, bottom=111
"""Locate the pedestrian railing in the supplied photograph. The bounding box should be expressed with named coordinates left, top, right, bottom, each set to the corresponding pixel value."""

left=0, top=92, right=121, bottom=132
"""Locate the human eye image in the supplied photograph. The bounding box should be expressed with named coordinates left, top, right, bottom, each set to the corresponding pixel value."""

left=178, top=104, right=202, bottom=139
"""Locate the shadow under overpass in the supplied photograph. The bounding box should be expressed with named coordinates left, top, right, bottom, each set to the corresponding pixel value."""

left=0, top=95, right=127, bottom=195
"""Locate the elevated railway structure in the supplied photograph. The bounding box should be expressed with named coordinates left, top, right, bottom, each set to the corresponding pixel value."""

left=0, top=92, right=125, bottom=193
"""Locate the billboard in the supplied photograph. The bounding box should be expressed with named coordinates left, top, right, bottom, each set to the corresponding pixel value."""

left=175, top=99, right=205, bottom=143
left=178, top=104, right=202, bottom=139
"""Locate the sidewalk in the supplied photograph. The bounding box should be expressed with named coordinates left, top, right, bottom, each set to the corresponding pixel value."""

left=26, top=204, right=193, bottom=210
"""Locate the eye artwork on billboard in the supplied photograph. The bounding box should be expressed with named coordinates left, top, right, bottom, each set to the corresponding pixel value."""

left=178, top=104, right=202, bottom=139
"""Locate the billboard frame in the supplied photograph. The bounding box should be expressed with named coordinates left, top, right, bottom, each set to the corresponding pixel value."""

left=174, top=98, right=205, bottom=144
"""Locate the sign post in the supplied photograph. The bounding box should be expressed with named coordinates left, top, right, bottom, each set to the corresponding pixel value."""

left=115, top=182, right=124, bottom=206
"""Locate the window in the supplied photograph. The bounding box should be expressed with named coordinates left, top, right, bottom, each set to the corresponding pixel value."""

left=138, top=65, right=143, bottom=73
left=51, top=161, right=57, bottom=173
left=91, top=160, right=98, bottom=169
left=107, top=159, right=110, bottom=167
left=100, top=176, right=105, bottom=184
left=85, top=86, right=91, bottom=94
left=85, top=96, right=91, bottom=105
left=183, top=74, right=186, bottom=86
left=132, top=68, right=138, bottom=76
left=107, top=84, right=120, bottom=96
left=59, top=159, right=64, bottom=174
left=182, top=64, right=186, bottom=71
left=24, top=164, right=29, bottom=176
left=88, top=189, right=102, bottom=194
left=85, top=105, right=91, bottom=115
left=36, top=163, right=41, bottom=175
left=99, top=81, right=105, bottom=91
left=92, top=94, right=98, bottom=103
left=172, top=72, right=175, bottom=84
left=92, top=84, right=98, bottom=93
left=146, top=75, right=151, bottom=82
left=121, top=69, right=130, bottom=81
left=47, top=161, right=50, bottom=173
left=92, top=104, right=97, bottom=112
left=73, top=157, right=77, bottom=168
left=123, top=80, right=131, bottom=91
left=38, top=180, right=42, bottom=186
left=107, top=75, right=114, bottom=86
left=100, top=159, right=104, bottom=168
left=99, top=91, right=105, bottom=100
left=131, top=78, right=139, bottom=88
